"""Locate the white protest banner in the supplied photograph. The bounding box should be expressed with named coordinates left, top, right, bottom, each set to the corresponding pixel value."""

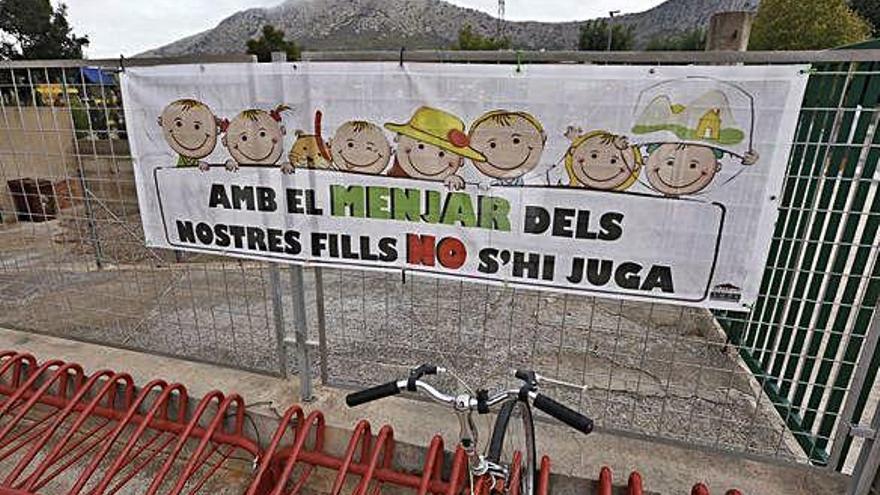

left=122, top=63, right=809, bottom=310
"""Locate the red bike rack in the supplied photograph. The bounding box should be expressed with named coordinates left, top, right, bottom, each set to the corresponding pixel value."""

left=0, top=350, right=743, bottom=494
left=0, top=351, right=259, bottom=494
left=246, top=403, right=552, bottom=495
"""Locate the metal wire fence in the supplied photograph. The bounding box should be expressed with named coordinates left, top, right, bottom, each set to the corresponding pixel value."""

left=0, top=55, right=295, bottom=376
left=0, top=51, right=877, bottom=482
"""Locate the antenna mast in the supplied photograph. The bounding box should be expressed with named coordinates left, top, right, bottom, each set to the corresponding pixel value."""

left=496, top=0, right=505, bottom=39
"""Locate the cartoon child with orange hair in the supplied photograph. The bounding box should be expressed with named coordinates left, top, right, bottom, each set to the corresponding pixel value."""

left=328, top=120, right=391, bottom=175
left=221, top=105, right=290, bottom=172
left=468, top=110, right=546, bottom=186
left=157, top=98, right=223, bottom=171
left=562, top=127, right=642, bottom=191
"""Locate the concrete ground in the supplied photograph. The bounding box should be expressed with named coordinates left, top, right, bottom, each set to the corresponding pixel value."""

left=0, top=327, right=850, bottom=495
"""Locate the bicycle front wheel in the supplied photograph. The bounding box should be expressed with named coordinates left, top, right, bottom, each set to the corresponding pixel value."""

left=487, top=399, right=536, bottom=495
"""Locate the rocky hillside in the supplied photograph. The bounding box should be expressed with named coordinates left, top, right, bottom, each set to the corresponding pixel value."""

left=140, top=0, right=759, bottom=56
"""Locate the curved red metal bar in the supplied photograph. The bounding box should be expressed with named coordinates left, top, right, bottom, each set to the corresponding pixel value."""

left=0, top=352, right=259, bottom=495
left=0, top=350, right=746, bottom=495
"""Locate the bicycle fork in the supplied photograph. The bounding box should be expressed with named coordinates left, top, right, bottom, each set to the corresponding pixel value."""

left=454, top=394, right=507, bottom=492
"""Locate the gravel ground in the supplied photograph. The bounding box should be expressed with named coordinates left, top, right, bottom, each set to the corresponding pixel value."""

left=0, top=215, right=799, bottom=462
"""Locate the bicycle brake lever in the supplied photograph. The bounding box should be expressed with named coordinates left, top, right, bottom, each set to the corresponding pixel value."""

left=514, top=369, right=538, bottom=387
left=514, top=369, right=539, bottom=401
left=407, top=364, right=440, bottom=391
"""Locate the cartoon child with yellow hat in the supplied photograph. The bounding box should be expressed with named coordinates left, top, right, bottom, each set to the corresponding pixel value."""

left=384, top=106, right=486, bottom=190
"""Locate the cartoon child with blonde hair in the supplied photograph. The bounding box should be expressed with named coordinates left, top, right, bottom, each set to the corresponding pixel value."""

left=221, top=105, right=290, bottom=172
left=328, top=120, right=391, bottom=175
left=157, top=98, right=223, bottom=171
left=562, top=127, right=642, bottom=191
left=468, top=110, right=546, bottom=186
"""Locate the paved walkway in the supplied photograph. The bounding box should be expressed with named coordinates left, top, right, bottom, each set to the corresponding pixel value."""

left=0, top=327, right=850, bottom=495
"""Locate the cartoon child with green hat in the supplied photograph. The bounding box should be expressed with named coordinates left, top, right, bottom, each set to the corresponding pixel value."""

left=384, top=106, right=486, bottom=190
left=643, top=143, right=758, bottom=197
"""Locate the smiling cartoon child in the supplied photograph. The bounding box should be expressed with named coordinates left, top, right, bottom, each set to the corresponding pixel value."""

left=328, top=120, right=391, bottom=175
left=563, top=127, right=642, bottom=191
left=384, top=106, right=486, bottom=190
left=157, top=99, right=222, bottom=171
left=468, top=110, right=546, bottom=186
left=644, top=143, right=758, bottom=197
left=221, top=105, right=289, bottom=172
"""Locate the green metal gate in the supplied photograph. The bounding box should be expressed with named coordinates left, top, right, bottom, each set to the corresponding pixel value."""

left=718, top=42, right=880, bottom=468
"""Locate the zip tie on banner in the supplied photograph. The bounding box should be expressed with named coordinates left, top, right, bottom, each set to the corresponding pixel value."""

left=399, top=46, right=406, bottom=68
left=515, top=50, right=523, bottom=74
left=799, top=67, right=818, bottom=75
left=118, top=54, right=125, bottom=73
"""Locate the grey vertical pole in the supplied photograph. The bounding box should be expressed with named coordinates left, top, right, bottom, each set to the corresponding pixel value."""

left=848, top=379, right=880, bottom=494
left=289, top=266, right=314, bottom=401
left=314, top=267, right=329, bottom=385
left=266, top=49, right=293, bottom=381
left=268, top=264, right=288, bottom=378
left=828, top=200, right=880, bottom=469
left=77, top=168, right=103, bottom=269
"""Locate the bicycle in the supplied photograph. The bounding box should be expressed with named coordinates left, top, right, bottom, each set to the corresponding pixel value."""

left=345, top=364, right=594, bottom=495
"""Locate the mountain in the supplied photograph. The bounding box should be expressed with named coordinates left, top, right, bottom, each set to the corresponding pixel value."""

left=139, top=0, right=759, bottom=57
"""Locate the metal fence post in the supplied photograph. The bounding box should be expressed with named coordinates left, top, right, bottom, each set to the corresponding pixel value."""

left=314, top=267, right=329, bottom=385
left=289, top=265, right=314, bottom=401
left=830, top=299, right=880, bottom=470
left=848, top=362, right=880, bottom=494
left=268, top=264, right=288, bottom=378
left=75, top=154, right=103, bottom=269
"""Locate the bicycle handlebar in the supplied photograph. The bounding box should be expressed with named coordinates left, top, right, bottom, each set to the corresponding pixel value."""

left=344, top=366, right=593, bottom=436
left=345, top=380, right=403, bottom=407
left=533, top=393, right=594, bottom=434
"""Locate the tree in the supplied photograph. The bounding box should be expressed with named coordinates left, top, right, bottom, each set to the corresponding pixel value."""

left=0, top=0, right=88, bottom=59
left=578, top=20, right=634, bottom=51
left=749, top=0, right=871, bottom=50
left=850, top=0, right=879, bottom=36
left=246, top=25, right=300, bottom=62
left=453, top=24, right=510, bottom=50
left=646, top=28, right=706, bottom=51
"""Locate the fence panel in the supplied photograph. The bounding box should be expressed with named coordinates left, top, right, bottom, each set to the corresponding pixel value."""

left=0, top=52, right=877, bottom=472
left=715, top=56, right=880, bottom=468
left=0, top=59, right=294, bottom=377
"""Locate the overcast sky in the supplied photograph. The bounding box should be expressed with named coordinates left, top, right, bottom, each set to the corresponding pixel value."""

left=60, top=0, right=664, bottom=59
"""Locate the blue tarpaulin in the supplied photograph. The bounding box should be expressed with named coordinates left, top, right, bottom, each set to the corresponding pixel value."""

left=80, top=67, right=116, bottom=85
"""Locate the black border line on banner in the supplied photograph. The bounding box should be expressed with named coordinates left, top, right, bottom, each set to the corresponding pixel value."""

left=152, top=167, right=726, bottom=305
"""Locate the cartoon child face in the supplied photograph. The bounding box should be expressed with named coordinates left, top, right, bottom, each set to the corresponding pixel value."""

left=469, top=111, right=545, bottom=180
left=394, top=134, right=463, bottom=181
left=158, top=99, right=219, bottom=159
left=329, top=121, right=391, bottom=175
left=222, top=109, right=286, bottom=165
left=566, top=132, right=641, bottom=191
left=645, top=143, right=721, bottom=196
